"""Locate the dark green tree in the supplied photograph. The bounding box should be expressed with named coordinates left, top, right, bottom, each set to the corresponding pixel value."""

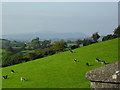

left=75, top=39, right=82, bottom=45
left=67, top=40, right=72, bottom=43
left=5, top=46, right=14, bottom=52
left=114, top=25, right=120, bottom=37
left=30, top=37, right=41, bottom=49
left=83, top=38, right=94, bottom=46
left=24, top=53, right=38, bottom=60
left=41, top=40, right=51, bottom=49
left=53, top=40, right=67, bottom=52
left=92, top=32, right=100, bottom=42
left=102, top=34, right=117, bottom=41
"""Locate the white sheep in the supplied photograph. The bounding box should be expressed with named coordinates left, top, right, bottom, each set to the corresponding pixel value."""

left=21, top=77, right=25, bottom=81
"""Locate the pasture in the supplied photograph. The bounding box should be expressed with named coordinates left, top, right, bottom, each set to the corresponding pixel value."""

left=15, top=50, right=35, bottom=55
left=2, top=38, right=118, bottom=88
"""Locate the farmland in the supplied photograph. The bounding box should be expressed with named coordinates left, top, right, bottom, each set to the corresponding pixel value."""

left=2, top=38, right=118, bottom=88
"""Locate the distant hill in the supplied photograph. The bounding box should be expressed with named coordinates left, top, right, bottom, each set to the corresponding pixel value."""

left=2, top=38, right=118, bottom=88
left=2, top=32, right=89, bottom=41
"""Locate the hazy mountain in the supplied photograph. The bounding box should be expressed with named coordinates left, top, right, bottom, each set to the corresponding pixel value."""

left=2, top=32, right=89, bottom=42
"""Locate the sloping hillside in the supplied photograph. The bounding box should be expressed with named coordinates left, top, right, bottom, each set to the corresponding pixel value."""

left=2, top=38, right=118, bottom=88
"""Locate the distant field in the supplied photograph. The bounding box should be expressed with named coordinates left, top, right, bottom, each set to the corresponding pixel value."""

left=67, top=43, right=83, bottom=47
left=16, top=50, right=35, bottom=55
left=67, top=43, right=76, bottom=46
left=2, top=38, right=118, bottom=88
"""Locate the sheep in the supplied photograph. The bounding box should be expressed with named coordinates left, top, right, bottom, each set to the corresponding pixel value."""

left=70, top=50, right=73, bottom=53
left=3, top=76, right=6, bottom=79
left=86, top=62, right=90, bottom=66
left=74, top=58, right=77, bottom=62
left=95, top=58, right=101, bottom=62
left=3, top=75, right=8, bottom=79
left=21, top=77, right=25, bottom=81
left=5, top=75, right=8, bottom=79
left=101, top=60, right=107, bottom=64
left=11, top=70, right=15, bottom=73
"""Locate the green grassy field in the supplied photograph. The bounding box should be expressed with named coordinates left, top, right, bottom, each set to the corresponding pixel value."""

left=15, top=50, right=35, bottom=55
left=2, top=38, right=118, bottom=88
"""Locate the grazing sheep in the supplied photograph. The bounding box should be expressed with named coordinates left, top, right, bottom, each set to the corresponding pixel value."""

left=101, top=60, right=107, bottom=64
left=74, top=58, right=77, bottom=62
left=3, top=75, right=8, bottom=79
left=11, top=70, right=15, bottom=73
left=86, top=62, right=90, bottom=66
left=3, top=76, right=6, bottom=79
left=5, top=75, right=8, bottom=79
left=95, top=58, right=101, bottom=62
left=70, top=50, right=73, bottom=53
left=21, top=77, right=25, bottom=81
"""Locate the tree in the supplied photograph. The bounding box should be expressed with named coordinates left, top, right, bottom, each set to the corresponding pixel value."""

left=92, top=32, right=100, bottom=42
left=114, top=25, right=120, bottom=37
left=41, top=40, right=51, bottom=49
left=5, top=46, right=14, bottom=52
left=70, top=45, right=79, bottom=49
left=2, top=40, right=11, bottom=49
left=10, top=55, right=23, bottom=64
left=30, top=37, right=41, bottom=49
left=2, top=55, right=11, bottom=67
left=83, top=38, right=94, bottom=46
left=102, top=34, right=117, bottom=41
left=24, top=52, right=38, bottom=60
left=67, top=40, right=72, bottom=43
left=75, top=39, right=82, bottom=45
left=53, top=40, right=67, bottom=52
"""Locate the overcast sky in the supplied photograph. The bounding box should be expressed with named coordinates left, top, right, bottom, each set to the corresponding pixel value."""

left=2, top=2, right=118, bottom=36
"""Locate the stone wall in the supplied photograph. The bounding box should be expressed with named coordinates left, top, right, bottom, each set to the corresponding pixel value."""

left=86, top=61, right=120, bottom=89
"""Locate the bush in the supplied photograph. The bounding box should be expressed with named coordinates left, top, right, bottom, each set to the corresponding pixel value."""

left=92, top=32, right=100, bottom=42
left=24, top=52, right=38, bottom=60
left=83, top=39, right=94, bottom=46
left=53, top=40, right=67, bottom=52
left=10, top=55, right=23, bottom=64
left=114, top=25, right=120, bottom=37
left=102, top=34, right=117, bottom=41
left=2, top=55, right=11, bottom=67
left=2, top=54, right=23, bottom=67
left=35, top=48, right=56, bottom=57
left=70, top=45, right=79, bottom=49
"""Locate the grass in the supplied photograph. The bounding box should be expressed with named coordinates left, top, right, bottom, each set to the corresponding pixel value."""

left=15, top=50, right=35, bottom=55
left=2, top=38, right=118, bottom=88
left=67, top=43, right=76, bottom=46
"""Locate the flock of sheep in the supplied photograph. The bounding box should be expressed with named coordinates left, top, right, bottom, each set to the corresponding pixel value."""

left=3, top=70, right=26, bottom=81
left=2, top=49, right=108, bottom=81
left=70, top=49, right=108, bottom=66
left=73, top=58, right=108, bottom=66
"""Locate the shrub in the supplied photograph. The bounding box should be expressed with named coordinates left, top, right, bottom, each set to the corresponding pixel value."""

left=83, top=39, right=94, bottom=46
left=24, top=52, right=38, bottom=60
left=70, top=45, right=79, bottom=49
left=53, top=40, right=67, bottom=52
left=102, top=34, right=117, bottom=41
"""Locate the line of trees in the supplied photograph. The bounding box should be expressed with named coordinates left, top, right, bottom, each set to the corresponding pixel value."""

left=2, top=25, right=120, bottom=67
left=2, top=40, right=68, bottom=67
left=102, top=25, right=120, bottom=41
